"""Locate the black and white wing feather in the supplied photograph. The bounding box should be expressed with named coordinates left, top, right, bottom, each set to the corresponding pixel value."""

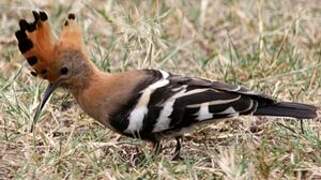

left=110, top=69, right=317, bottom=140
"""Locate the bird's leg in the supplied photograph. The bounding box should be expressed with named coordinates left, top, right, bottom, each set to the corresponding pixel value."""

left=300, top=119, right=305, bottom=134
left=152, top=140, right=162, bottom=156
left=172, top=136, right=183, bottom=161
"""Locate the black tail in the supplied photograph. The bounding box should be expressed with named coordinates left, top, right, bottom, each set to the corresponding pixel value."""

left=254, top=102, right=318, bottom=119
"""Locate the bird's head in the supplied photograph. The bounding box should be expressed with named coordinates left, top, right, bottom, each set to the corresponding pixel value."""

left=15, top=11, right=95, bottom=131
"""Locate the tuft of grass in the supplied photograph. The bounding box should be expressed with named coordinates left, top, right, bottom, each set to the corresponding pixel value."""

left=1, top=0, right=321, bottom=179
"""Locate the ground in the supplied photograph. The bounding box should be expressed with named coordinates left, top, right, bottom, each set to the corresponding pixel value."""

left=1, top=0, right=321, bottom=179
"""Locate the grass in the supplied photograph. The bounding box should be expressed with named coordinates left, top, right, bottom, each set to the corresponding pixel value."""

left=1, top=0, right=321, bottom=179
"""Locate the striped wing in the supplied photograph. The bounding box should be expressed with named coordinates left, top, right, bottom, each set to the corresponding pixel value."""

left=110, top=69, right=275, bottom=140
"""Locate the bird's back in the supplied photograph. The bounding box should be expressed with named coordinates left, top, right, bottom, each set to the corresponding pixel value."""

left=106, top=69, right=310, bottom=141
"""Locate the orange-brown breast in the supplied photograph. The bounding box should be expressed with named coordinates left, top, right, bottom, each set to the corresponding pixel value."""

left=73, top=69, right=148, bottom=127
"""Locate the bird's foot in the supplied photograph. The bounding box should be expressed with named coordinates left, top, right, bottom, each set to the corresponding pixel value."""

left=130, top=147, right=146, bottom=166
left=171, top=152, right=184, bottom=161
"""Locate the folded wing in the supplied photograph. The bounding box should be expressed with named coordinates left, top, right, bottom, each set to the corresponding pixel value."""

left=109, top=69, right=317, bottom=140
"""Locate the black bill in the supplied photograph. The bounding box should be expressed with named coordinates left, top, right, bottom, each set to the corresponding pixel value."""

left=31, top=83, right=58, bottom=132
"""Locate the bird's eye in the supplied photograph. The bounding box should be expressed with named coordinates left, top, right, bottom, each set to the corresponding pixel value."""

left=60, top=67, right=69, bottom=75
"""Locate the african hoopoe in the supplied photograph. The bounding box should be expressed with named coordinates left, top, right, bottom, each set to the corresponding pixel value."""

left=15, top=11, right=317, bottom=160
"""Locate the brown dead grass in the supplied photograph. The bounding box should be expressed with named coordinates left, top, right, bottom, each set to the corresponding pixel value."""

left=1, top=0, right=321, bottom=179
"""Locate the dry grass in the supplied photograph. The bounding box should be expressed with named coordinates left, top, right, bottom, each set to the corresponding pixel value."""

left=1, top=0, right=321, bottom=179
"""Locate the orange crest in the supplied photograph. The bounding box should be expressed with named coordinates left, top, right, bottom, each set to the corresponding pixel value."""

left=15, top=11, right=84, bottom=82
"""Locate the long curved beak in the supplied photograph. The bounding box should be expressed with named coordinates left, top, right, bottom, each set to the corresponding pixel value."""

left=31, top=82, right=59, bottom=132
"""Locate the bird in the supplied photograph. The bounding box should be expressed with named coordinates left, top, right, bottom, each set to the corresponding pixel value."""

left=15, top=11, right=318, bottom=160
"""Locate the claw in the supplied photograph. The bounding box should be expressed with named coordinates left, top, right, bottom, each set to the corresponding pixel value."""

left=171, top=154, right=184, bottom=161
